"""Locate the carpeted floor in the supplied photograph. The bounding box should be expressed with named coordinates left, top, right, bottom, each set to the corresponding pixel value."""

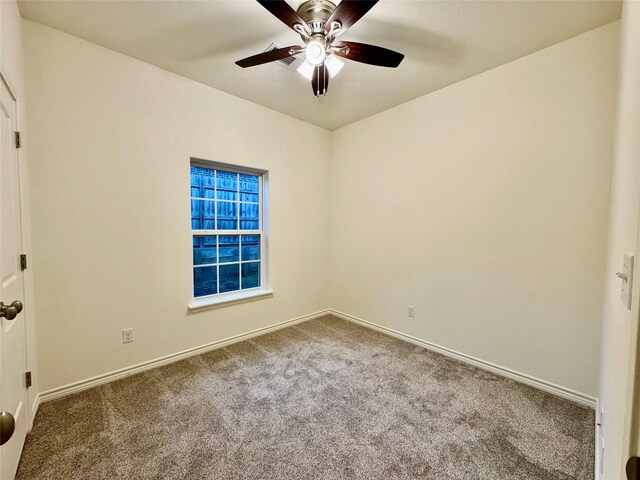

left=17, top=315, right=594, bottom=479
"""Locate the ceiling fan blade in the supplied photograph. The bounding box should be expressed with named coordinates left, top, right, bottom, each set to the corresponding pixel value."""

left=257, top=1, right=311, bottom=36
left=236, top=46, right=304, bottom=68
left=333, top=41, right=404, bottom=68
left=311, top=63, right=329, bottom=97
left=325, top=1, right=378, bottom=36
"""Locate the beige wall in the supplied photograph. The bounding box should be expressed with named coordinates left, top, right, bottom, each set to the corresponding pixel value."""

left=24, top=20, right=331, bottom=392
left=329, top=22, right=618, bottom=399
left=1, top=0, right=39, bottom=417
left=598, top=2, right=640, bottom=478
left=25, top=17, right=618, bottom=408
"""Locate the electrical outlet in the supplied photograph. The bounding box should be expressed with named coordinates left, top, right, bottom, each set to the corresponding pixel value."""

left=122, top=328, right=134, bottom=344
left=408, top=305, right=415, bottom=318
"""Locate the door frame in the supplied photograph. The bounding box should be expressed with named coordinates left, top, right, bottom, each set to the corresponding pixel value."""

left=0, top=68, right=38, bottom=429
left=620, top=168, right=640, bottom=477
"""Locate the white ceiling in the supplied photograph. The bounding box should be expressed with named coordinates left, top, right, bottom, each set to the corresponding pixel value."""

left=18, top=0, right=621, bottom=130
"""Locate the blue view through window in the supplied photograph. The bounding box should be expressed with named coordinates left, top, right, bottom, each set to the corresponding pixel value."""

left=241, top=262, right=260, bottom=289
left=191, top=164, right=262, bottom=298
left=194, top=266, right=216, bottom=297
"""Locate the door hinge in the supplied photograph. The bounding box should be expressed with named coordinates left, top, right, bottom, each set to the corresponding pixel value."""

left=25, top=371, right=32, bottom=388
left=20, top=254, right=27, bottom=271
left=14, top=131, right=21, bottom=149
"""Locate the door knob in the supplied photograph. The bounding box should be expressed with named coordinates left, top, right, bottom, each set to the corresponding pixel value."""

left=0, top=301, right=22, bottom=321
left=626, top=456, right=640, bottom=479
left=0, top=411, right=15, bottom=446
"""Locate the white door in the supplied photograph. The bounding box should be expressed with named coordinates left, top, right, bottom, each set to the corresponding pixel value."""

left=0, top=76, right=28, bottom=480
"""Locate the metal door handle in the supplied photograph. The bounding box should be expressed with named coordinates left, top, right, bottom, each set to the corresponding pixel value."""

left=0, top=411, right=15, bottom=446
left=0, top=301, right=22, bottom=320
left=617, top=272, right=629, bottom=281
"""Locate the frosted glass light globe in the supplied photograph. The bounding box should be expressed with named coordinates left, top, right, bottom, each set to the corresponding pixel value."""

left=306, top=39, right=326, bottom=66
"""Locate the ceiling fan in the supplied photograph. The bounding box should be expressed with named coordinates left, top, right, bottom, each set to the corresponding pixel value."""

left=235, top=0, right=404, bottom=96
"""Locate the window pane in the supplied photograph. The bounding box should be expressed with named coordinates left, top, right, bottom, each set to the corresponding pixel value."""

left=240, top=174, right=259, bottom=202
left=193, top=236, right=217, bottom=265
left=194, top=266, right=217, bottom=297
left=240, top=203, right=259, bottom=230
left=218, top=235, right=239, bottom=263
left=217, top=201, right=237, bottom=230
left=219, top=263, right=240, bottom=293
left=191, top=166, right=215, bottom=199
left=242, top=262, right=260, bottom=289
left=241, top=235, right=260, bottom=261
left=216, top=170, right=238, bottom=201
left=191, top=199, right=215, bottom=230
left=191, top=164, right=264, bottom=298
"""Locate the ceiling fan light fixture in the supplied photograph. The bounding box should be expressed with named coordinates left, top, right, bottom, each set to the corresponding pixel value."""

left=238, top=0, right=405, bottom=97
left=297, top=59, right=316, bottom=80
left=325, top=54, right=344, bottom=77
left=305, top=37, right=326, bottom=65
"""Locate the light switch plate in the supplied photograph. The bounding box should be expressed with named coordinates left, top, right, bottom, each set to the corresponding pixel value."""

left=621, top=253, right=634, bottom=310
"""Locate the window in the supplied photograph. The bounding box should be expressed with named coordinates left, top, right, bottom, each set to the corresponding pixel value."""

left=190, top=160, right=269, bottom=308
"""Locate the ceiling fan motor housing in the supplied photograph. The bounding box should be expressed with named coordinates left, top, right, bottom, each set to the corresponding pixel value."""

left=296, top=0, right=336, bottom=32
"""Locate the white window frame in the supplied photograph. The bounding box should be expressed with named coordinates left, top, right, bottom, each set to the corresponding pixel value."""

left=188, top=158, right=272, bottom=312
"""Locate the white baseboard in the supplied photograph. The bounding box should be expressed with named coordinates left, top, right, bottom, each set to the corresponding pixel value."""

left=38, top=309, right=331, bottom=403
left=329, top=309, right=597, bottom=408
left=37, top=307, right=596, bottom=409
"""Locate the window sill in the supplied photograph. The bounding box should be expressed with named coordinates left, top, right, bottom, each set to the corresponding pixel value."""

left=188, top=289, right=274, bottom=313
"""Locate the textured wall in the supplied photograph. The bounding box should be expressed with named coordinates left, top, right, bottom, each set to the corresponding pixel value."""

left=24, top=20, right=331, bottom=392
left=329, top=23, right=619, bottom=398
left=25, top=18, right=619, bottom=406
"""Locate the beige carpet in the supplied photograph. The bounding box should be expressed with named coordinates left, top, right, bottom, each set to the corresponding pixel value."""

left=17, top=315, right=594, bottom=479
